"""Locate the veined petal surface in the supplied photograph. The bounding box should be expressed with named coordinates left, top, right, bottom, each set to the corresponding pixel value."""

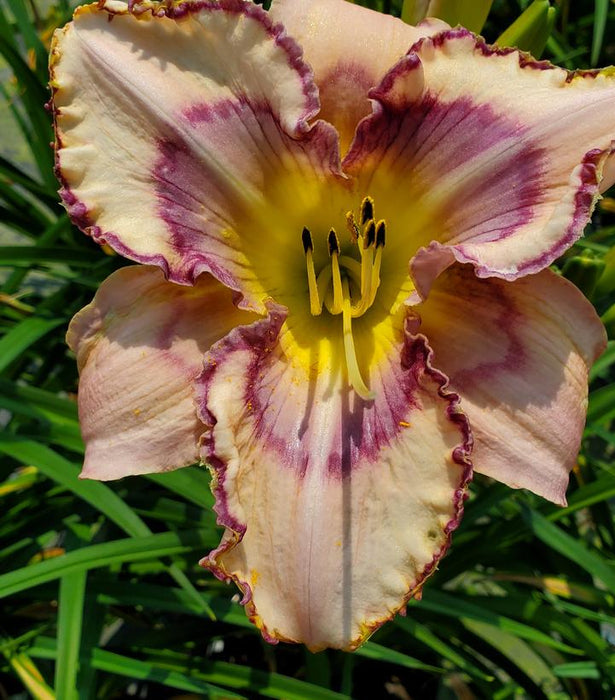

left=270, top=0, right=448, bottom=152
left=51, top=0, right=342, bottom=309
left=68, top=266, right=254, bottom=480
left=344, top=29, right=615, bottom=290
left=197, top=304, right=471, bottom=650
left=414, top=264, right=606, bottom=504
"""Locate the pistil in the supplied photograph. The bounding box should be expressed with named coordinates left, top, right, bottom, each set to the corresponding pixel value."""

left=342, top=277, right=374, bottom=400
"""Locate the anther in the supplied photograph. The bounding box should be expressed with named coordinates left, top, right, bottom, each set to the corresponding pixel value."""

left=328, top=228, right=340, bottom=256
left=364, top=219, right=376, bottom=249
left=302, top=226, right=313, bottom=253
left=360, top=196, right=374, bottom=225
left=375, top=219, right=386, bottom=248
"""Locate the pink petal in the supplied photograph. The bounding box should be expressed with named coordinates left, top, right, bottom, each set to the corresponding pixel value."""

left=270, top=0, right=448, bottom=152
left=67, top=266, right=255, bottom=480
left=414, top=264, right=606, bottom=504
left=196, top=303, right=471, bottom=650
left=344, top=29, right=615, bottom=294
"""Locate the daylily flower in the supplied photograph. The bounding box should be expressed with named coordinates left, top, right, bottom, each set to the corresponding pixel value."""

left=51, top=0, right=612, bottom=650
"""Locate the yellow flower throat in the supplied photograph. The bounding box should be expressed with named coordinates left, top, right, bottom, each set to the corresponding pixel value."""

left=302, top=196, right=385, bottom=401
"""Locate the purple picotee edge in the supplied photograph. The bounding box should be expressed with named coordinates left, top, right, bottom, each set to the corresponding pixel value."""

left=195, top=302, right=473, bottom=649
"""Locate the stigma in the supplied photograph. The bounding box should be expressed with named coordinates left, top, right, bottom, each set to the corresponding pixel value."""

left=302, top=196, right=385, bottom=400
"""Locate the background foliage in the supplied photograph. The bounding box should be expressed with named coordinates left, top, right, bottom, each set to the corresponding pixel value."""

left=1, top=0, right=615, bottom=697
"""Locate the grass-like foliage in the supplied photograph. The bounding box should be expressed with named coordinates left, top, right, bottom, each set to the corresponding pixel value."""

left=2, top=0, right=615, bottom=697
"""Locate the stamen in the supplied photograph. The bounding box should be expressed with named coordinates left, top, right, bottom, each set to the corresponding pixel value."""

left=328, top=227, right=340, bottom=256
left=368, top=219, right=386, bottom=307
left=328, top=228, right=343, bottom=314
left=360, top=196, right=374, bottom=225
left=349, top=219, right=374, bottom=317
left=302, top=227, right=322, bottom=316
left=342, top=277, right=374, bottom=400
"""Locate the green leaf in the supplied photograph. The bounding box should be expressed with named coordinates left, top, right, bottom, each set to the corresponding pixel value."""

left=31, top=637, right=351, bottom=700
left=402, top=0, right=494, bottom=33
left=552, top=661, right=600, bottom=679
left=588, top=379, right=615, bottom=423
left=357, top=641, right=443, bottom=673
left=415, top=590, right=582, bottom=655
left=591, top=0, right=609, bottom=67
left=0, top=530, right=214, bottom=599
left=521, top=507, right=615, bottom=595
left=395, top=616, right=494, bottom=681
left=461, top=619, right=560, bottom=695
left=0, top=438, right=150, bottom=537
left=55, top=571, right=87, bottom=700
left=0, top=247, right=101, bottom=267
left=91, top=579, right=248, bottom=627
left=0, top=438, right=217, bottom=619
left=146, top=467, right=215, bottom=510
left=3, top=0, right=48, bottom=83
left=589, top=341, right=615, bottom=381
left=0, top=317, right=66, bottom=373
left=0, top=31, right=55, bottom=189
left=32, top=638, right=246, bottom=699
left=496, top=0, right=557, bottom=57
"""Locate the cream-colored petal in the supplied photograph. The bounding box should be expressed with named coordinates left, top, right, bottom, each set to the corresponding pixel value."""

left=415, top=264, right=606, bottom=504
left=197, top=303, right=471, bottom=650
left=68, top=266, right=254, bottom=480
left=344, top=30, right=615, bottom=292
left=51, top=0, right=341, bottom=309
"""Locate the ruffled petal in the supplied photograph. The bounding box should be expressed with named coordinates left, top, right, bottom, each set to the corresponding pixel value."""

left=344, top=29, right=615, bottom=293
left=196, top=304, right=471, bottom=650
left=414, top=264, right=606, bottom=505
left=67, top=266, right=254, bottom=480
left=51, top=0, right=342, bottom=309
left=270, top=0, right=448, bottom=152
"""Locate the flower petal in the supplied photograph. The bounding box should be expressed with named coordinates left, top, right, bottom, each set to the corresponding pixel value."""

left=196, top=304, right=471, bottom=650
left=270, top=0, right=448, bottom=151
left=67, top=266, right=254, bottom=480
left=344, top=29, right=615, bottom=292
left=51, top=0, right=342, bottom=308
left=414, top=264, right=606, bottom=505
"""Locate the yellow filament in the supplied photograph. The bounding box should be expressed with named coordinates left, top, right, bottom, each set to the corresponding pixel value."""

left=305, top=248, right=322, bottom=315
left=342, top=278, right=374, bottom=400
left=330, top=249, right=344, bottom=315
left=368, top=246, right=383, bottom=307
left=361, top=243, right=373, bottom=295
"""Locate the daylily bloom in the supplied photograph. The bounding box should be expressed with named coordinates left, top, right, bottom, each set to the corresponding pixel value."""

left=52, top=0, right=612, bottom=650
